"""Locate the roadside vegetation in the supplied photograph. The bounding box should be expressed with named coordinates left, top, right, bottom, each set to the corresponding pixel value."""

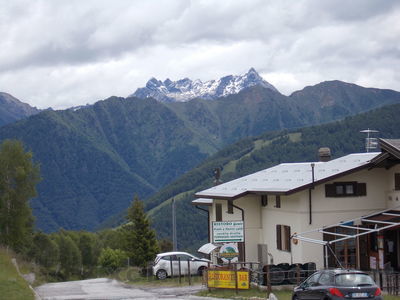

left=0, top=139, right=162, bottom=286
left=0, top=247, right=34, bottom=300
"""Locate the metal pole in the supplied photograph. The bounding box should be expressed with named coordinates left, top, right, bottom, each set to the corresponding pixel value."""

left=172, top=198, right=177, bottom=251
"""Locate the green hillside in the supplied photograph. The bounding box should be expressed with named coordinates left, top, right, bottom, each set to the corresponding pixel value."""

left=0, top=248, right=34, bottom=300
left=145, top=103, right=400, bottom=250
left=0, top=81, right=399, bottom=232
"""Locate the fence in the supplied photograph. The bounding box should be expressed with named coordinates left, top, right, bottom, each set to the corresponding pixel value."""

left=370, top=270, right=400, bottom=295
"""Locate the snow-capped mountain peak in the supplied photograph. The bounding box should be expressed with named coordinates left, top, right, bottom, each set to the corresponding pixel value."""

left=131, top=68, right=278, bottom=102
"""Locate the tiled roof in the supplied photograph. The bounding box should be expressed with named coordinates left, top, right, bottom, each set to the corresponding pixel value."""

left=195, top=152, right=380, bottom=199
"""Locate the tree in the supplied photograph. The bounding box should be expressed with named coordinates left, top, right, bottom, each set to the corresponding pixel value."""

left=158, top=239, right=173, bottom=252
left=0, top=140, right=40, bottom=252
left=30, top=232, right=59, bottom=270
left=78, top=232, right=100, bottom=273
left=122, top=195, right=159, bottom=267
left=98, top=247, right=127, bottom=272
left=54, top=232, right=82, bottom=277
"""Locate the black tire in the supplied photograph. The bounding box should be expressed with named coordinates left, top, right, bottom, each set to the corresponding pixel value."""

left=197, top=266, right=207, bottom=276
left=292, top=295, right=299, bottom=300
left=156, top=269, right=167, bottom=280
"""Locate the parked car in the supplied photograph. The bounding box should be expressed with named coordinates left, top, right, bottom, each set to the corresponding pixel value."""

left=292, top=269, right=382, bottom=299
left=153, top=251, right=210, bottom=280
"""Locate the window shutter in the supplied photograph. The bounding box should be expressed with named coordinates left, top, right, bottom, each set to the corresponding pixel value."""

left=276, top=225, right=282, bottom=250
left=216, top=203, right=222, bottom=221
left=285, top=225, right=291, bottom=252
left=325, top=184, right=335, bottom=197
left=227, top=200, right=233, bottom=214
left=275, top=195, right=281, bottom=208
left=261, top=195, right=268, bottom=207
left=395, top=173, right=400, bottom=191
left=357, top=183, right=367, bottom=196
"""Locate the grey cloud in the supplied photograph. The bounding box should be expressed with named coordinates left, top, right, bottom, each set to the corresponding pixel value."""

left=0, top=0, right=399, bottom=108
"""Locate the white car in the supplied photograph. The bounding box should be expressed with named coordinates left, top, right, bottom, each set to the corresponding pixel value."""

left=153, top=251, right=210, bottom=280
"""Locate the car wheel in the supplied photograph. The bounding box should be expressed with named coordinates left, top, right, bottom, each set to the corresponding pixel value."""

left=197, top=266, right=207, bottom=276
left=156, top=269, right=167, bottom=280
left=292, top=294, right=299, bottom=300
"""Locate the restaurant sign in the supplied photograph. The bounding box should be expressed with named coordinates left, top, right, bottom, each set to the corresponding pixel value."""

left=207, top=270, right=250, bottom=289
left=212, top=221, right=244, bottom=243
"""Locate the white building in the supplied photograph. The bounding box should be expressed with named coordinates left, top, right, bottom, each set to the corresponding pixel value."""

left=194, top=139, right=400, bottom=271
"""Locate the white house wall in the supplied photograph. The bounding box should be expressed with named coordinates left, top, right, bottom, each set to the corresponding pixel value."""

left=258, top=167, right=391, bottom=269
left=387, top=165, right=400, bottom=208
left=208, top=166, right=396, bottom=268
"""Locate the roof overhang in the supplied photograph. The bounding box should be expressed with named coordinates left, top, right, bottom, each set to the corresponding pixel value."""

left=192, top=198, right=213, bottom=206
left=370, top=139, right=400, bottom=169
left=292, top=206, right=400, bottom=246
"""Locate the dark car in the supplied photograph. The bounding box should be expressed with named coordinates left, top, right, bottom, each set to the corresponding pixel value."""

left=292, top=269, right=382, bottom=299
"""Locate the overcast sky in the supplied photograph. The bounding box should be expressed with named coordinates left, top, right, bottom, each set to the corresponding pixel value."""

left=1, top=0, right=399, bottom=109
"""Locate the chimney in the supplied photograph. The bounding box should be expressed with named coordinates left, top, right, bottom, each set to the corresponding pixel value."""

left=318, top=147, right=331, bottom=162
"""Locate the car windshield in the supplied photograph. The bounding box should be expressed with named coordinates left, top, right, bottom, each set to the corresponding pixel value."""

left=335, top=273, right=375, bottom=287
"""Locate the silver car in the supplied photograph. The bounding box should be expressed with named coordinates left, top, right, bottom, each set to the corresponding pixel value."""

left=153, top=251, right=210, bottom=280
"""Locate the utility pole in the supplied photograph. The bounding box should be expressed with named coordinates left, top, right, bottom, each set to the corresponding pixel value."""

left=172, top=198, right=177, bottom=251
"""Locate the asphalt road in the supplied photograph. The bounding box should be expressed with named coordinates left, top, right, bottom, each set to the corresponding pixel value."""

left=35, top=278, right=226, bottom=300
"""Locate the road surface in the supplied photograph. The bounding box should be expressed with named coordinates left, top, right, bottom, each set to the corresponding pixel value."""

left=35, top=278, right=226, bottom=300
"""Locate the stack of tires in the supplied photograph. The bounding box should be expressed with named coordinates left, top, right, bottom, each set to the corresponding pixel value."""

left=262, top=262, right=316, bottom=286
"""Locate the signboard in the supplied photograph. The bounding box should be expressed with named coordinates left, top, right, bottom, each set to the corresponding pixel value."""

left=207, top=270, right=249, bottom=289
left=369, top=256, right=377, bottom=270
left=219, top=243, right=239, bottom=263
left=212, top=221, right=244, bottom=243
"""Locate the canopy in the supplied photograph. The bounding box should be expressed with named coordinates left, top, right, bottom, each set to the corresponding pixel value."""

left=198, top=243, right=220, bottom=254
left=292, top=205, right=400, bottom=246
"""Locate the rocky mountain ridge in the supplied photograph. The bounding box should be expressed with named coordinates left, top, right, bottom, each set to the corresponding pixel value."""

left=131, top=68, right=278, bottom=102
left=0, top=92, right=40, bottom=126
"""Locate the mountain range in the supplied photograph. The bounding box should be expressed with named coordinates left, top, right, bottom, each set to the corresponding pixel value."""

left=131, top=68, right=278, bottom=102
left=0, top=92, right=40, bottom=126
left=1, top=74, right=400, bottom=234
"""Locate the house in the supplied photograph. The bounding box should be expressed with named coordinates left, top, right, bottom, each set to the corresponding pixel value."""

left=194, top=139, right=400, bottom=271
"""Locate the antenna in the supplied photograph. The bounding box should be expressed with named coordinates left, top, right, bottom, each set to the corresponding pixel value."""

left=360, top=129, right=379, bottom=152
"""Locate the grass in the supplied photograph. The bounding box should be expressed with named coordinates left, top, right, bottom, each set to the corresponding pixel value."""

left=0, top=247, right=35, bottom=300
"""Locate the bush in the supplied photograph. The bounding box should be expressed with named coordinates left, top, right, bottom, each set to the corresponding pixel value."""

left=98, top=248, right=127, bottom=272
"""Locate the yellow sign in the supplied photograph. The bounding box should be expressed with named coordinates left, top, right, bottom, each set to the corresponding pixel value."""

left=207, top=270, right=250, bottom=289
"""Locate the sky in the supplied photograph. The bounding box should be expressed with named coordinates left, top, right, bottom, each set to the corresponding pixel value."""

left=1, top=0, right=399, bottom=109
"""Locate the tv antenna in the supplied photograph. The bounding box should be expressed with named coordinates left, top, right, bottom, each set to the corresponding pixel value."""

left=360, top=129, right=379, bottom=152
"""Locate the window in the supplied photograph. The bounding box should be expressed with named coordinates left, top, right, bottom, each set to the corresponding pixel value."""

left=227, top=200, right=233, bottom=214
left=276, top=224, right=291, bottom=252
left=302, top=272, right=320, bottom=287
left=318, top=272, right=333, bottom=285
left=395, top=173, right=400, bottom=191
left=275, top=195, right=281, bottom=208
left=325, top=182, right=367, bottom=197
left=261, top=195, right=268, bottom=207
left=175, top=254, right=191, bottom=261
left=216, top=203, right=222, bottom=221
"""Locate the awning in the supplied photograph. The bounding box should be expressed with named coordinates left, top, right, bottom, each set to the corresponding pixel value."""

left=292, top=205, right=400, bottom=246
left=198, top=243, right=220, bottom=254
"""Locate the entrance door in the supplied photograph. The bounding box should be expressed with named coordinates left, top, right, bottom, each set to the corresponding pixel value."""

left=384, top=230, right=398, bottom=271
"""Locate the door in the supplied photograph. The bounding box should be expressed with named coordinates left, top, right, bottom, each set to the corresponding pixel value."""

left=298, top=272, right=321, bottom=300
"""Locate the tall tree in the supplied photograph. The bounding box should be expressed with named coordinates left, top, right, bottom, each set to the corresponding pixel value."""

left=30, top=232, right=59, bottom=270
left=122, top=195, right=159, bottom=267
left=0, top=140, right=40, bottom=252
left=54, top=232, right=82, bottom=277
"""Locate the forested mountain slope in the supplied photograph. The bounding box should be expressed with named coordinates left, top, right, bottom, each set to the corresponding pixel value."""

left=0, top=81, right=399, bottom=232
left=145, top=103, right=400, bottom=250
